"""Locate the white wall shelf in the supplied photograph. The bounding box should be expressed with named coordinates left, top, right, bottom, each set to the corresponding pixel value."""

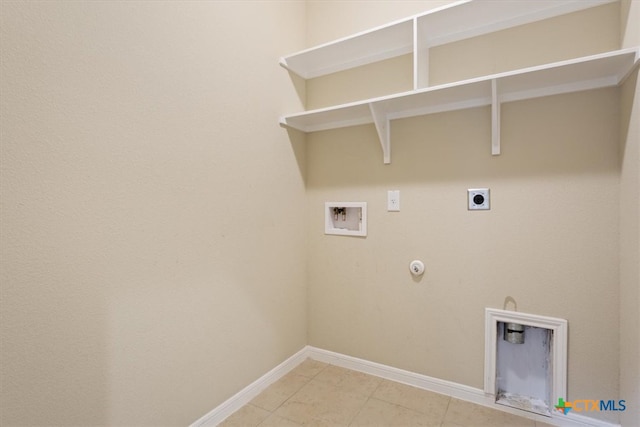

left=279, top=0, right=616, bottom=82
left=279, top=0, right=638, bottom=164
left=280, top=48, right=639, bottom=164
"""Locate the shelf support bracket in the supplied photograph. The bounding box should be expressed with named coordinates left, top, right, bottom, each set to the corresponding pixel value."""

left=414, top=17, right=430, bottom=90
left=369, top=103, right=391, bottom=164
left=491, top=79, right=501, bottom=156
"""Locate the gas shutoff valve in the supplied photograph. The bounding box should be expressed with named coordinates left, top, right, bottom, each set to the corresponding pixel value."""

left=409, top=260, right=425, bottom=276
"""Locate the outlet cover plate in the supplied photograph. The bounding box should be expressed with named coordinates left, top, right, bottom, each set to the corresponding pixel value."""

left=388, top=190, right=400, bottom=212
left=468, top=188, right=490, bottom=210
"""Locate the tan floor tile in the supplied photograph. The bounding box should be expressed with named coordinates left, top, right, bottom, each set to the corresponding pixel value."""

left=289, top=359, right=328, bottom=379
left=313, top=365, right=382, bottom=397
left=224, top=364, right=547, bottom=427
left=251, top=372, right=311, bottom=411
left=442, top=398, right=535, bottom=427
left=219, top=404, right=270, bottom=427
left=303, top=418, right=349, bottom=426
left=258, top=413, right=303, bottom=426
left=350, top=397, right=442, bottom=426
left=500, top=412, right=536, bottom=427
left=273, top=380, right=368, bottom=425
left=372, top=379, right=450, bottom=420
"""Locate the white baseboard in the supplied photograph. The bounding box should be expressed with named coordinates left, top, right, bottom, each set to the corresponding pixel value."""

left=305, top=347, right=620, bottom=427
left=305, top=346, right=488, bottom=406
left=190, top=346, right=310, bottom=427
left=191, top=345, right=620, bottom=427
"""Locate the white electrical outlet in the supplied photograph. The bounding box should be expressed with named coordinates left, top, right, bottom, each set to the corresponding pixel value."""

left=388, top=190, right=400, bottom=211
left=468, top=188, right=490, bottom=210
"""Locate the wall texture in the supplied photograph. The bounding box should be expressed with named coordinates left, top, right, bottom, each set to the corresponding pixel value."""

left=619, top=1, right=640, bottom=425
left=305, top=2, right=628, bottom=424
left=0, top=1, right=307, bottom=425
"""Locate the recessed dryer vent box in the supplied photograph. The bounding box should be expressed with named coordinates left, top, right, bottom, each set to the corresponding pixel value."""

left=325, top=202, right=367, bottom=237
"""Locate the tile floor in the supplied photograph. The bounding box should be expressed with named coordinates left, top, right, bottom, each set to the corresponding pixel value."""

left=219, top=359, right=556, bottom=427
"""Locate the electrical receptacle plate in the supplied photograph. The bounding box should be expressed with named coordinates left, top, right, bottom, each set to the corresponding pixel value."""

left=387, top=190, right=400, bottom=212
left=468, top=188, right=490, bottom=210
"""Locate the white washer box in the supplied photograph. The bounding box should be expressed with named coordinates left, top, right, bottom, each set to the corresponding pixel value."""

left=325, top=202, right=367, bottom=237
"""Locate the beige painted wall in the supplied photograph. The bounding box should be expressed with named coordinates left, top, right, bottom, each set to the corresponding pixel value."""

left=1, top=1, right=638, bottom=426
left=0, top=1, right=307, bottom=425
left=428, top=2, right=621, bottom=86
left=619, top=1, right=640, bottom=425
left=306, top=2, right=626, bottom=424
left=306, top=0, right=455, bottom=47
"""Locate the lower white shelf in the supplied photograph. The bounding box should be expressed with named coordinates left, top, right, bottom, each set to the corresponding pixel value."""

left=281, top=48, right=640, bottom=164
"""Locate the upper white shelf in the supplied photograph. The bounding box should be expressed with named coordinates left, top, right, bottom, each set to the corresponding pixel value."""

left=280, top=0, right=616, bottom=80
left=280, top=48, right=640, bottom=163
